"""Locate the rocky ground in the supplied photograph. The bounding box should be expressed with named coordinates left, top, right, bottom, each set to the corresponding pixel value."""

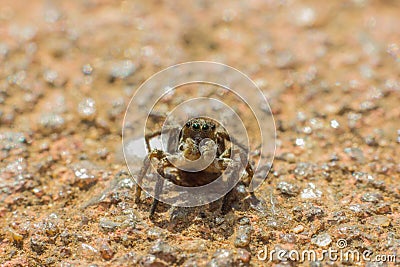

left=0, top=0, right=399, bottom=266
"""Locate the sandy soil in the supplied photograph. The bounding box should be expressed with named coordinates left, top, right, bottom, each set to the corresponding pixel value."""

left=0, top=0, right=399, bottom=266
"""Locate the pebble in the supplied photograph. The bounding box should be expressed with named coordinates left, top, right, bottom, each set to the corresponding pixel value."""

left=183, top=256, right=209, bottom=267
left=295, top=7, right=316, bottom=27
left=277, top=181, right=300, bottom=196
left=301, top=183, right=322, bottom=199
left=344, top=147, right=365, bottom=163
left=72, top=161, right=99, bottom=190
left=60, top=230, right=70, bottom=245
left=387, top=43, right=400, bottom=61
left=238, top=216, right=250, bottom=225
left=361, top=192, right=383, bottom=203
left=99, top=241, right=114, bottom=260
left=207, top=249, right=234, bottom=267
left=294, top=162, right=316, bottom=178
left=348, top=203, right=369, bottom=216
left=30, top=234, right=47, bottom=254
left=82, top=64, right=93, bottom=75
left=43, top=219, right=59, bottom=237
left=73, top=167, right=97, bottom=189
left=292, top=225, right=305, bottom=234
left=367, top=215, right=391, bottom=227
left=328, top=211, right=348, bottom=224
left=180, top=239, right=206, bottom=253
left=352, top=172, right=375, bottom=183
left=99, top=218, right=120, bottom=232
left=140, top=254, right=168, bottom=267
left=234, top=224, right=252, bottom=247
left=373, top=202, right=391, bottom=214
left=149, top=240, right=178, bottom=263
left=78, top=98, right=96, bottom=120
left=147, top=227, right=166, bottom=241
left=335, top=224, right=361, bottom=239
left=109, top=60, right=136, bottom=79
left=0, top=132, right=27, bottom=152
left=236, top=248, right=251, bottom=263
left=311, top=233, right=332, bottom=248
left=43, top=69, right=58, bottom=84
left=38, top=113, right=65, bottom=134
left=359, top=100, right=377, bottom=112
left=305, top=204, right=324, bottom=220
left=276, top=50, right=296, bottom=69
left=5, top=157, right=27, bottom=175
left=277, top=152, right=296, bottom=163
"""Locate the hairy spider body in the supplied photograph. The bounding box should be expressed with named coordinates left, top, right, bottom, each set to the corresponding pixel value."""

left=135, top=116, right=254, bottom=218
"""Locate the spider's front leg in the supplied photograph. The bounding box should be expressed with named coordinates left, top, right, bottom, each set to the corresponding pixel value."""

left=213, top=157, right=241, bottom=213
left=136, top=125, right=179, bottom=207
left=215, top=151, right=256, bottom=213
left=134, top=149, right=166, bottom=204
left=217, top=132, right=255, bottom=190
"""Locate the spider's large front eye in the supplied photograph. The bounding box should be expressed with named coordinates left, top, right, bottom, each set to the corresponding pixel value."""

left=202, top=124, right=209, bottom=131
left=192, top=122, right=200, bottom=130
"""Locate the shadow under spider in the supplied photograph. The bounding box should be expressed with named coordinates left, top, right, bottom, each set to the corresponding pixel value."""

left=143, top=189, right=262, bottom=239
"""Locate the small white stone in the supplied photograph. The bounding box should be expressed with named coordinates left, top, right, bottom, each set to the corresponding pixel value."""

left=301, top=183, right=322, bottom=199
left=330, top=120, right=340, bottom=129
left=295, top=138, right=305, bottom=147
left=293, top=225, right=305, bottom=234
left=311, top=233, right=332, bottom=248
left=295, top=7, right=316, bottom=27
left=78, top=98, right=96, bottom=120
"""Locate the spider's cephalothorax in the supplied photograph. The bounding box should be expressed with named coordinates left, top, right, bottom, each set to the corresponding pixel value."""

left=135, top=116, right=255, bottom=218
left=178, top=117, right=222, bottom=161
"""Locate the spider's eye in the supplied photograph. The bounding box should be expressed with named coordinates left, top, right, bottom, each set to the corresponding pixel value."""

left=192, top=122, right=200, bottom=130
left=185, top=121, right=191, bottom=127
left=211, top=124, right=216, bottom=130
left=202, top=124, right=209, bottom=131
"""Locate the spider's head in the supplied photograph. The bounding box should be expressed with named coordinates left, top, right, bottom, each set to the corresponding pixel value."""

left=178, top=117, right=219, bottom=160
left=180, top=117, right=217, bottom=144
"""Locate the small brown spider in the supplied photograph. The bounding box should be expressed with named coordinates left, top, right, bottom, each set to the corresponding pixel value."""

left=135, top=116, right=254, bottom=218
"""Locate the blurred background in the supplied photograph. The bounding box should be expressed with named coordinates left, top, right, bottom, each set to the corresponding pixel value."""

left=0, top=0, right=399, bottom=266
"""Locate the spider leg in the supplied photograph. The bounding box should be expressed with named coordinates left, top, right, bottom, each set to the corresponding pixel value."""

left=217, top=131, right=249, bottom=154
left=134, top=149, right=166, bottom=203
left=136, top=124, right=179, bottom=205
left=216, top=145, right=256, bottom=213
left=149, top=157, right=176, bottom=218
left=144, top=125, right=180, bottom=153
left=213, top=158, right=242, bottom=214
left=149, top=177, right=164, bottom=218
left=218, top=131, right=256, bottom=189
left=134, top=156, right=150, bottom=203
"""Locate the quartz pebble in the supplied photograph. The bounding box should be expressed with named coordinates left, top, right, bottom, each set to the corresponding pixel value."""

left=361, top=192, right=383, bottom=203
left=292, top=225, right=305, bottom=234
left=277, top=181, right=300, bottom=196
left=110, top=60, right=136, bottom=79
left=78, top=98, right=96, bottom=120
left=301, top=183, right=322, bottom=199
left=311, top=233, right=332, bottom=248
left=99, top=218, right=120, bottom=232
left=38, top=113, right=65, bottom=133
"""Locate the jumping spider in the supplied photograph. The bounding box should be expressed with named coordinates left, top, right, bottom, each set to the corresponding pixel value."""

left=135, top=116, right=255, bottom=218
